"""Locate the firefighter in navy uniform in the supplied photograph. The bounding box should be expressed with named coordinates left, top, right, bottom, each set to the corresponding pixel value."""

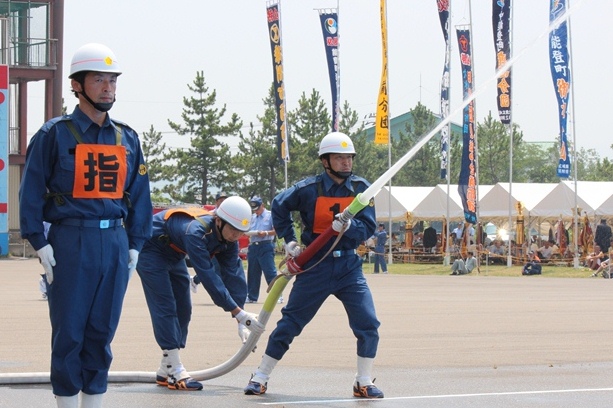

left=19, top=43, right=152, bottom=408
left=136, top=196, right=264, bottom=391
left=244, top=132, right=384, bottom=399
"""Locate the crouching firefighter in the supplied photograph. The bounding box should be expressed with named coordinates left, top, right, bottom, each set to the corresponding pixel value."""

left=136, top=196, right=265, bottom=391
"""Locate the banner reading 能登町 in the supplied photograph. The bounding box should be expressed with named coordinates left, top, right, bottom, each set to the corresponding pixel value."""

left=549, top=0, right=571, bottom=178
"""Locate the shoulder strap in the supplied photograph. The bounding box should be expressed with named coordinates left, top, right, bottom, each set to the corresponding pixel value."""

left=65, top=120, right=122, bottom=146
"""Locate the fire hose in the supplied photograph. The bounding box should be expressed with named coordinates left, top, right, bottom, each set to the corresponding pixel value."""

left=0, top=72, right=467, bottom=385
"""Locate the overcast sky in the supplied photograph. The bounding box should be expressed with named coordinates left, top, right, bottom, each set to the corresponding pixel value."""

left=28, top=0, right=608, bottom=159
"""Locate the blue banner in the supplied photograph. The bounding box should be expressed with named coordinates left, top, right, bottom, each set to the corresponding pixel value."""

left=318, top=10, right=340, bottom=132
left=456, top=28, right=477, bottom=225
left=437, top=0, right=450, bottom=179
left=549, top=0, right=571, bottom=178
left=266, top=3, right=289, bottom=163
left=492, top=0, right=512, bottom=124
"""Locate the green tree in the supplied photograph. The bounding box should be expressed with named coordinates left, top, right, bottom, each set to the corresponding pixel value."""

left=476, top=112, right=524, bottom=184
left=140, top=125, right=170, bottom=203
left=515, top=143, right=559, bottom=183
left=232, top=84, right=280, bottom=204
left=165, top=71, right=242, bottom=204
left=286, top=89, right=332, bottom=184
left=393, top=102, right=442, bottom=186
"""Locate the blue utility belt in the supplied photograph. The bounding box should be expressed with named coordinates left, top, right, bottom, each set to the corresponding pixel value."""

left=332, top=249, right=357, bottom=258
left=250, top=240, right=274, bottom=246
left=55, top=218, right=124, bottom=229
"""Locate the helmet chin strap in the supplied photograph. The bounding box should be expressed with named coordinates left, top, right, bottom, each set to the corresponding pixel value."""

left=79, top=89, right=115, bottom=113
left=217, top=219, right=232, bottom=245
left=323, top=160, right=352, bottom=180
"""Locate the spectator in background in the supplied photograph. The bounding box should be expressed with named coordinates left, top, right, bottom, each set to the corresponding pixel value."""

left=585, top=244, right=606, bottom=271
left=372, top=223, right=388, bottom=274
left=487, top=240, right=506, bottom=264
left=595, top=219, right=612, bottom=254
left=450, top=252, right=477, bottom=275
left=522, top=251, right=542, bottom=275
left=246, top=195, right=278, bottom=304
left=538, top=240, right=554, bottom=261
left=423, top=226, right=437, bottom=253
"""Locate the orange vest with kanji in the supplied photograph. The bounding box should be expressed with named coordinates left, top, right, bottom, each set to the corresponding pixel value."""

left=67, top=121, right=127, bottom=199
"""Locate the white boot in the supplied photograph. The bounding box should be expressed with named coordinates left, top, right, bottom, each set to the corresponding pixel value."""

left=156, top=350, right=170, bottom=385
left=165, top=348, right=203, bottom=390
left=165, top=348, right=189, bottom=381
left=56, top=395, right=78, bottom=408
left=80, top=393, right=103, bottom=408
left=355, top=356, right=375, bottom=386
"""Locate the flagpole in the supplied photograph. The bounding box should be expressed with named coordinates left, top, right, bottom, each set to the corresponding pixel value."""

left=568, top=0, right=579, bottom=268
left=383, top=0, right=393, bottom=265
left=507, top=0, right=514, bottom=267
left=468, top=0, right=480, bottom=249
left=443, top=1, right=452, bottom=266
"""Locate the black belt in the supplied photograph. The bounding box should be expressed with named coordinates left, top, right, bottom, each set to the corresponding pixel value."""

left=332, top=249, right=357, bottom=257
left=55, top=218, right=124, bottom=229
left=251, top=241, right=274, bottom=246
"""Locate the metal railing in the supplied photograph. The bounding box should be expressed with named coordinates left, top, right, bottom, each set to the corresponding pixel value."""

left=4, top=37, right=57, bottom=68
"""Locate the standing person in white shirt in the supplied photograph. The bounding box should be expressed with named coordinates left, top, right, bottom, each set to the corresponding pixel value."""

left=246, top=195, right=278, bottom=303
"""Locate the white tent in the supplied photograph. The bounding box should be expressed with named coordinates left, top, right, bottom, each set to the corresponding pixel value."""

left=374, top=186, right=434, bottom=221
left=478, top=183, right=557, bottom=220
left=374, top=181, right=613, bottom=225
left=412, top=184, right=464, bottom=220
left=530, top=181, right=594, bottom=219
left=563, top=181, right=613, bottom=217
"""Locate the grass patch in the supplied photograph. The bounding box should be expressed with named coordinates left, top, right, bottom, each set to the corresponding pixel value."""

left=272, top=255, right=597, bottom=278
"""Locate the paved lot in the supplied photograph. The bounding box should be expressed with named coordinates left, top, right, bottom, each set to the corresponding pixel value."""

left=1, top=258, right=613, bottom=407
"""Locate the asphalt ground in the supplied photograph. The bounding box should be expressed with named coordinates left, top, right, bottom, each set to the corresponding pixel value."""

left=1, top=257, right=613, bottom=407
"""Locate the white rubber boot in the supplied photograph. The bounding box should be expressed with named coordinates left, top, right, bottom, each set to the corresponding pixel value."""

left=80, top=393, right=103, bottom=408
left=165, top=348, right=202, bottom=390
left=56, top=395, right=78, bottom=408
left=156, top=350, right=170, bottom=385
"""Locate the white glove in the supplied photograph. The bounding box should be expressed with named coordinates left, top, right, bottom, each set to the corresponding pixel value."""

left=332, top=214, right=352, bottom=233
left=37, top=244, right=56, bottom=285
left=284, top=241, right=302, bottom=257
left=128, top=249, right=139, bottom=280
left=234, top=310, right=265, bottom=335
left=238, top=323, right=250, bottom=344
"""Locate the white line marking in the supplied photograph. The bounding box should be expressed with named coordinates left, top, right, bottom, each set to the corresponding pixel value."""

left=259, top=387, right=613, bottom=405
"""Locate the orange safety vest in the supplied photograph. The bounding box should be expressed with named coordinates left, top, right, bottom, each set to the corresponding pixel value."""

left=67, top=121, right=127, bottom=199
left=162, top=207, right=214, bottom=254
left=312, top=180, right=359, bottom=234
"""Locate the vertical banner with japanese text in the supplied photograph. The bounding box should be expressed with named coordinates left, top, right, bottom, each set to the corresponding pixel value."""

left=549, top=0, right=571, bottom=178
left=375, top=0, right=389, bottom=145
left=492, top=0, right=511, bottom=124
left=318, top=9, right=340, bottom=132
left=437, top=0, right=451, bottom=179
left=0, top=65, right=8, bottom=255
left=456, top=28, right=477, bottom=225
left=266, top=2, right=289, bottom=163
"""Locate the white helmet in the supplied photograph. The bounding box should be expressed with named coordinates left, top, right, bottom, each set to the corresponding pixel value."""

left=216, top=196, right=252, bottom=232
left=318, top=132, right=356, bottom=157
left=69, top=43, right=122, bottom=78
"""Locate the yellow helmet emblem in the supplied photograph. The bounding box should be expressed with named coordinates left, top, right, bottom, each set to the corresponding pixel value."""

left=242, top=219, right=249, bottom=227
left=104, top=56, right=113, bottom=66
left=341, top=141, right=348, bottom=148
